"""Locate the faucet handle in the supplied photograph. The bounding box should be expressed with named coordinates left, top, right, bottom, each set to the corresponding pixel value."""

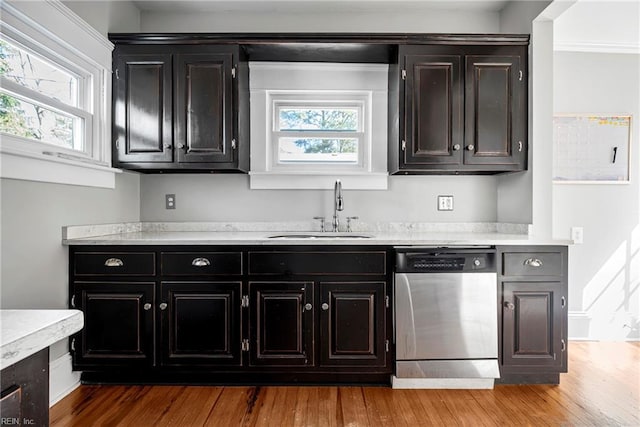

left=346, top=216, right=359, bottom=232
left=313, top=216, right=326, bottom=232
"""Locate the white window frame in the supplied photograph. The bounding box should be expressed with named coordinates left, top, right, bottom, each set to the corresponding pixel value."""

left=250, top=62, right=389, bottom=190
left=268, top=91, right=371, bottom=173
left=0, top=0, right=119, bottom=188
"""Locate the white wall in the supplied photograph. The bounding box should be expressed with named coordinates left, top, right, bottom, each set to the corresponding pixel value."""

left=140, top=174, right=498, bottom=223
left=496, top=1, right=552, bottom=225
left=137, top=3, right=509, bottom=224
left=553, top=52, right=640, bottom=340
left=0, top=0, right=142, bottom=404
left=0, top=173, right=141, bottom=352
left=551, top=0, right=640, bottom=340
left=140, top=5, right=499, bottom=33
left=63, top=0, right=140, bottom=36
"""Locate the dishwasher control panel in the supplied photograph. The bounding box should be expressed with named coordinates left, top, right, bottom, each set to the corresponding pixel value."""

left=395, top=249, right=496, bottom=273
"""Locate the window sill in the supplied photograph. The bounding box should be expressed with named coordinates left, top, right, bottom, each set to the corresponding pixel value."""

left=0, top=148, right=122, bottom=189
left=249, top=171, right=388, bottom=190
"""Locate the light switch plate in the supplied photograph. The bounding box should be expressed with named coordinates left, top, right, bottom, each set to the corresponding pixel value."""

left=571, top=226, right=583, bottom=244
left=438, top=195, right=454, bottom=211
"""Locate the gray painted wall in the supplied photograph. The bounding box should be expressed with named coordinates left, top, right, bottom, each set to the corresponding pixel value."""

left=137, top=4, right=516, bottom=225
left=0, top=1, right=141, bottom=362
left=495, top=1, right=552, bottom=225
left=140, top=174, right=498, bottom=223
left=63, top=0, right=140, bottom=36
left=0, top=172, right=141, bottom=358
left=553, top=51, right=640, bottom=340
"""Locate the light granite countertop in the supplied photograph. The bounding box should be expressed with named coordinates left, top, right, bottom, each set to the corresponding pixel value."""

left=0, top=310, right=84, bottom=370
left=62, top=222, right=572, bottom=246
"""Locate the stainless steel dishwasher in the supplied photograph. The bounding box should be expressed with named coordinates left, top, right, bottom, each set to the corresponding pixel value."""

left=393, top=248, right=499, bottom=389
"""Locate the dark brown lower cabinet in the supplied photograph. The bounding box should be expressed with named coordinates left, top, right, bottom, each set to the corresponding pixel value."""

left=70, top=245, right=392, bottom=384
left=249, top=282, right=314, bottom=367
left=72, top=282, right=155, bottom=368
left=497, top=246, right=568, bottom=384
left=161, top=281, right=242, bottom=366
left=0, top=349, right=49, bottom=427
left=319, top=282, right=386, bottom=367
left=502, top=282, right=565, bottom=370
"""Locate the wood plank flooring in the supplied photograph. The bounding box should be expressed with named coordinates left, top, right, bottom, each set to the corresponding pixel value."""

left=50, top=342, right=640, bottom=426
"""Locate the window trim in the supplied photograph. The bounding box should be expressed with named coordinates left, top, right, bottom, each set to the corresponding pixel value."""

left=266, top=91, right=373, bottom=173
left=0, top=0, right=119, bottom=188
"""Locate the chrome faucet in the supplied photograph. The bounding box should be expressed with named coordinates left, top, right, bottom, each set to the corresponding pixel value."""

left=332, top=179, right=344, bottom=232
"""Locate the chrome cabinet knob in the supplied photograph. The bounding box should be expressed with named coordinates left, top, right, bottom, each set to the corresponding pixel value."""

left=504, top=301, right=515, bottom=310
left=304, top=303, right=313, bottom=311
left=453, top=144, right=461, bottom=151
left=473, top=259, right=481, bottom=267
left=321, top=303, right=329, bottom=311
left=159, top=303, right=168, bottom=310
left=143, top=303, right=152, bottom=311
left=466, top=144, right=475, bottom=151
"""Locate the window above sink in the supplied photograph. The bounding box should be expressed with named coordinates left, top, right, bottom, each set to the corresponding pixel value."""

left=249, top=62, right=389, bottom=190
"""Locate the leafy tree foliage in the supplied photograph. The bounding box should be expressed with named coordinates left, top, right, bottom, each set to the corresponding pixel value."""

left=280, top=108, right=358, bottom=154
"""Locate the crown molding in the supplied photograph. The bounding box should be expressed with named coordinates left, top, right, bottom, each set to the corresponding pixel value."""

left=554, top=41, right=640, bottom=55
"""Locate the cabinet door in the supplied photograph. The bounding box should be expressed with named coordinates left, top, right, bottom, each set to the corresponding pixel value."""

left=319, top=282, right=386, bottom=367
left=464, top=55, right=525, bottom=168
left=403, top=54, right=463, bottom=168
left=113, top=46, right=173, bottom=164
left=72, top=282, right=155, bottom=367
left=160, top=282, right=241, bottom=366
left=249, top=282, right=314, bottom=367
left=174, top=48, right=235, bottom=165
left=502, top=281, right=565, bottom=370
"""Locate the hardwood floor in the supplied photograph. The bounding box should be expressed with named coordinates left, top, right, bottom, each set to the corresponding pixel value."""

left=51, top=342, right=640, bottom=426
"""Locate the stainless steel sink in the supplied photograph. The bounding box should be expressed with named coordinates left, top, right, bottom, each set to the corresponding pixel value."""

left=267, top=233, right=372, bottom=239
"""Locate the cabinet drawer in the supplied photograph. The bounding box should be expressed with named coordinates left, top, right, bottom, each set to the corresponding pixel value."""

left=161, top=252, right=242, bottom=275
left=502, top=252, right=563, bottom=277
left=74, top=252, right=155, bottom=276
left=249, top=251, right=386, bottom=275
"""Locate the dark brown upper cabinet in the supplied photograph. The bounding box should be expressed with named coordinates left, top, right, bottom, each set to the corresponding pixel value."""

left=391, top=42, right=528, bottom=174
left=112, top=44, right=248, bottom=172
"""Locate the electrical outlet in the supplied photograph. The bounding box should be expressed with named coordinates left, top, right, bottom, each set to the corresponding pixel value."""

left=438, top=195, right=454, bottom=211
left=165, top=194, right=176, bottom=210
left=571, top=226, right=583, bottom=244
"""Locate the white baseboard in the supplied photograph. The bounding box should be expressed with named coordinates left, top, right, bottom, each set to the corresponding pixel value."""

left=569, top=311, right=640, bottom=341
left=49, top=352, right=81, bottom=406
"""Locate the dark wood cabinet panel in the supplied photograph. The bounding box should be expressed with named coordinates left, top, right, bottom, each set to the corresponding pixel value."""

left=70, top=245, right=391, bottom=384
left=160, top=282, right=241, bottom=366
left=161, top=252, right=242, bottom=276
left=497, top=246, right=568, bottom=384
left=403, top=54, right=462, bottom=166
left=0, top=349, right=49, bottom=427
left=249, top=251, right=386, bottom=276
left=111, top=44, right=246, bottom=172
left=74, top=252, right=156, bottom=276
left=113, top=46, right=173, bottom=165
left=464, top=55, right=524, bottom=168
left=175, top=49, right=235, bottom=165
left=319, top=282, right=386, bottom=367
left=502, top=281, right=565, bottom=370
left=393, top=43, right=527, bottom=174
left=72, top=282, right=155, bottom=367
left=249, top=282, right=314, bottom=367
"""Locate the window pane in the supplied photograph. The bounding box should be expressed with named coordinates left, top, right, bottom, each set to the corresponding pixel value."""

left=278, top=108, right=358, bottom=131
left=279, top=138, right=358, bottom=163
left=0, top=36, right=79, bottom=107
left=0, top=92, right=81, bottom=150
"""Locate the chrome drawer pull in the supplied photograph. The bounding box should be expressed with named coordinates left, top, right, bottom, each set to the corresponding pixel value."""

left=104, top=258, right=124, bottom=267
left=192, top=257, right=211, bottom=267
left=524, top=258, right=543, bottom=267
